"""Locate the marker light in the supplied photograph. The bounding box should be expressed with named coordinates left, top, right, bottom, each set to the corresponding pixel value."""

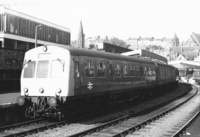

left=24, top=88, right=28, bottom=93
left=42, top=46, right=48, bottom=52
left=17, top=97, right=25, bottom=106
left=47, top=97, right=57, bottom=107
left=39, top=88, right=44, bottom=93
left=57, top=88, right=62, bottom=93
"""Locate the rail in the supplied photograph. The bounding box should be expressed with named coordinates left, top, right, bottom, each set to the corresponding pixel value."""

left=68, top=84, right=196, bottom=137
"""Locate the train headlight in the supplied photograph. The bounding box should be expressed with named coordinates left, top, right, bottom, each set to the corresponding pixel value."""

left=47, top=97, right=57, bottom=107
left=39, top=88, right=44, bottom=93
left=24, top=88, right=29, bottom=96
left=17, top=97, right=25, bottom=106
left=55, top=88, right=62, bottom=96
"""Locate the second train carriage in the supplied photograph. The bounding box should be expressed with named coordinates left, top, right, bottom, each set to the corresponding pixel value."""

left=17, top=45, right=178, bottom=119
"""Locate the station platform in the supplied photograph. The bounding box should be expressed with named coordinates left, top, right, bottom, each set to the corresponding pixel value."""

left=0, top=91, right=20, bottom=108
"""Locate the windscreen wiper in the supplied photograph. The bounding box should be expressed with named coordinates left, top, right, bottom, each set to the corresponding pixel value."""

left=57, top=58, right=65, bottom=71
left=22, top=59, right=31, bottom=68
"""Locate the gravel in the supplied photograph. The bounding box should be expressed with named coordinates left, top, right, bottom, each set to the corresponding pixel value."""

left=127, top=91, right=200, bottom=137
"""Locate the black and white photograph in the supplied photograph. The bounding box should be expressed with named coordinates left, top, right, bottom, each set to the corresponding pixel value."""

left=0, top=0, right=200, bottom=136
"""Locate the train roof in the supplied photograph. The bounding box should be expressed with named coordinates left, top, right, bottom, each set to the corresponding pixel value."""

left=38, top=45, right=174, bottom=68
left=54, top=45, right=155, bottom=63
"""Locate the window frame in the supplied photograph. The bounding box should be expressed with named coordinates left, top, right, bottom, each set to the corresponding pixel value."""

left=115, top=64, right=121, bottom=77
left=123, top=64, right=128, bottom=77
left=84, top=61, right=95, bottom=78
left=50, top=59, right=65, bottom=78
left=97, top=62, right=106, bottom=78
left=23, top=61, right=36, bottom=78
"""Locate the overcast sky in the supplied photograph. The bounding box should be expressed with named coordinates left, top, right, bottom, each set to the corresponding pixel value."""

left=2, top=0, right=200, bottom=41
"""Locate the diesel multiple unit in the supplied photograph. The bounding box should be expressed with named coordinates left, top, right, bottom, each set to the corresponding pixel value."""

left=17, top=45, right=178, bottom=119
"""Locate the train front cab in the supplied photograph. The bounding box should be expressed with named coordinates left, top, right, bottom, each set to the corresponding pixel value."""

left=17, top=45, right=72, bottom=118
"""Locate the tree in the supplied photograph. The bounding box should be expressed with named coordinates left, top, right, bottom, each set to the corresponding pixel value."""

left=108, top=37, right=128, bottom=48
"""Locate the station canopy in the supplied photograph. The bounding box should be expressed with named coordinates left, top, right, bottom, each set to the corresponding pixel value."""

left=121, top=49, right=168, bottom=64
left=169, top=60, right=200, bottom=69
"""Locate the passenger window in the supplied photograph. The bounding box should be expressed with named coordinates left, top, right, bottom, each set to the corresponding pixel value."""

left=108, top=64, right=113, bottom=76
left=85, top=61, right=95, bottom=78
left=97, top=62, right=106, bottom=77
left=36, top=60, right=49, bottom=78
left=143, top=66, right=147, bottom=76
left=74, top=61, right=80, bottom=78
left=146, top=67, right=149, bottom=76
left=23, top=61, right=36, bottom=78
left=115, top=64, right=121, bottom=77
left=136, top=65, right=140, bottom=77
left=162, top=68, right=165, bottom=77
left=129, top=65, right=133, bottom=77
left=152, top=68, right=156, bottom=76
left=132, top=65, right=136, bottom=76
left=123, top=64, right=128, bottom=77
left=148, top=67, right=152, bottom=76
left=51, top=60, right=65, bottom=78
left=159, top=68, right=162, bottom=77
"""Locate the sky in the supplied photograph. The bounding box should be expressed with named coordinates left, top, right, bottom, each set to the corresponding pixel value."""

left=1, top=0, right=200, bottom=42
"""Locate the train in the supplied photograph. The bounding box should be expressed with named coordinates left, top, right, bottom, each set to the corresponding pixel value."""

left=17, top=45, right=178, bottom=120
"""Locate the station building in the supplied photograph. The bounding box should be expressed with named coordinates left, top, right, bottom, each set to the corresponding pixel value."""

left=0, top=7, right=70, bottom=91
left=0, top=7, right=70, bottom=50
left=0, top=7, right=70, bottom=69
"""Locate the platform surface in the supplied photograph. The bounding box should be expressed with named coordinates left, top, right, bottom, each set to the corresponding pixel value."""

left=0, top=92, right=20, bottom=107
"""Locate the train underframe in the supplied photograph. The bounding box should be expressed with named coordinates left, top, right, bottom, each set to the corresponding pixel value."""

left=18, top=81, right=177, bottom=120
left=17, top=96, right=64, bottom=121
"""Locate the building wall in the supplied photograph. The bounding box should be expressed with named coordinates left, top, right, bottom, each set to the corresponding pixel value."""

left=127, top=37, right=178, bottom=50
left=0, top=7, right=71, bottom=69
left=0, top=13, right=70, bottom=45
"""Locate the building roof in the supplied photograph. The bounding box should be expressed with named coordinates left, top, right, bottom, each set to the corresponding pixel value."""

left=175, top=54, right=187, bottom=61
left=121, top=49, right=168, bottom=64
left=171, top=46, right=200, bottom=54
left=0, top=7, right=70, bottom=32
left=171, top=46, right=200, bottom=60
left=169, top=60, right=200, bottom=69
left=191, top=32, right=200, bottom=46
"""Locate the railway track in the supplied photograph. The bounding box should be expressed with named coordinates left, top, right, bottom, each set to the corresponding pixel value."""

left=68, top=85, right=198, bottom=137
left=0, top=118, right=67, bottom=137
left=172, top=108, right=200, bottom=137
left=0, top=83, right=192, bottom=137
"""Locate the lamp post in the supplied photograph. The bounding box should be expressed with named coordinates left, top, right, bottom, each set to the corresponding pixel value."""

left=35, top=24, right=42, bottom=48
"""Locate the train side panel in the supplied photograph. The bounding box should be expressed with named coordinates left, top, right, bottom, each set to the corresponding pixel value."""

left=156, top=64, right=177, bottom=85
left=72, top=55, right=157, bottom=96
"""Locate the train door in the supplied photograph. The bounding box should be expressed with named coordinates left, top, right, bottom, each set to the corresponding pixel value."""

left=153, top=62, right=158, bottom=85
left=108, top=62, right=113, bottom=81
